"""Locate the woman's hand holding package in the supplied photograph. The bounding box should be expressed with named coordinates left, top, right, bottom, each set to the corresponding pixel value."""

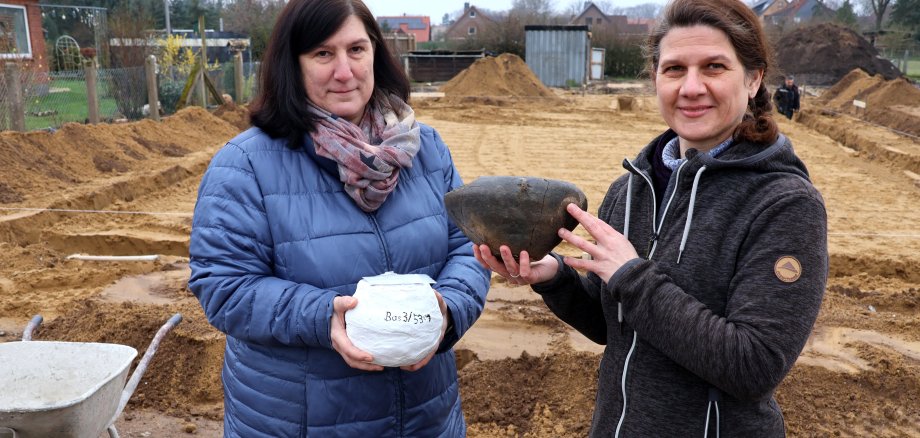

left=331, top=296, right=384, bottom=371
left=559, top=203, right=639, bottom=283
left=401, top=290, right=449, bottom=372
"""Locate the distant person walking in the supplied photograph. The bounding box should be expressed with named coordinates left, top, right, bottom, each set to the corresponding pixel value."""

left=774, top=75, right=800, bottom=119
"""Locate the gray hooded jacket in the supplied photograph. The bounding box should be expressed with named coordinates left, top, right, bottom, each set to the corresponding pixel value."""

left=533, top=130, right=828, bottom=437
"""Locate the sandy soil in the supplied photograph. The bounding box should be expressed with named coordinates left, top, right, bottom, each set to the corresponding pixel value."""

left=0, top=87, right=918, bottom=437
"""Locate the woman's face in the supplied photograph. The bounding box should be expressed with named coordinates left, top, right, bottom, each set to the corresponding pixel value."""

left=300, top=15, right=375, bottom=125
left=654, top=25, right=762, bottom=152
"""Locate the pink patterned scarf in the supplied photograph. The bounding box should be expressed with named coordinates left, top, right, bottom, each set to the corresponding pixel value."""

left=308, top=93, right=421, bottom=212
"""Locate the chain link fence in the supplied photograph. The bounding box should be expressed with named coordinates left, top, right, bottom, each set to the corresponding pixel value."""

left=878, top=39, right=920, bottom=79
left=1, top=60, right=261, bottom=132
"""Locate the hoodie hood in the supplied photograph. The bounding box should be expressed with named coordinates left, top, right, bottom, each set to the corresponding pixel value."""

left=630, top=129, right=811, bottom=182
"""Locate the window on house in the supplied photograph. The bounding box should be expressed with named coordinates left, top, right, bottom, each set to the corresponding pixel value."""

left=469, top=10, right=476, bottom=18
left=585, top=17, right=593, bottom=25
left=0, top=4, right=31, bottom=58
left=468, top=27, right=476, bottom=35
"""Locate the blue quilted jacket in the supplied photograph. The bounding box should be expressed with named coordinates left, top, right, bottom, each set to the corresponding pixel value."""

left=188, top=124, right=491, bottom=437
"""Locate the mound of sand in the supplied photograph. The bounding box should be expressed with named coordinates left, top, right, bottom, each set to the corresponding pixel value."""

left=775, top=23, right=901, bottom=86
left=213, top=103, right=251, bottom=131
left=816, top=68, right=920, bottom=137
left=440, top=53, right=557, bottom=99
left=37, top=299, right=226, bottom=419
left=0, top=107, right=241, bottom=205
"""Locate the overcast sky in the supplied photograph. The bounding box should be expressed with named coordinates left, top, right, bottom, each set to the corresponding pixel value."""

left=363, top=0, right=667, bottom=25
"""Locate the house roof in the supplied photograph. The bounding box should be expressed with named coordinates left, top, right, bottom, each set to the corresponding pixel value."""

left=444, top=5, right=496, bottom=36
left=750, top=0, right=778, bottom=16
left=767, top=0, right=832, bottom=19
left=377, top=16, right=429, bottom=31
left=570, top=2, right=610, bottom=25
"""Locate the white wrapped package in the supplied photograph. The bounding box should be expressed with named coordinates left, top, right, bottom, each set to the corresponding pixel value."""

left=345, top=272, right=444, bottom=367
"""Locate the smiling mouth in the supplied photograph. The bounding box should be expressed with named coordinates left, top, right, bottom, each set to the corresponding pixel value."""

left=679, top=106, right=712, bottom=116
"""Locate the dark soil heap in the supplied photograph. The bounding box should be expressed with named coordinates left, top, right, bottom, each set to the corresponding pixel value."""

left=774, top=23, right=901, bottom=86
left=440, top=53, right=557, bottom=99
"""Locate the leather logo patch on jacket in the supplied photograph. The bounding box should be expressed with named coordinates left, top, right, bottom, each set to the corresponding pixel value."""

left=774, top=256, right=802, bottom=282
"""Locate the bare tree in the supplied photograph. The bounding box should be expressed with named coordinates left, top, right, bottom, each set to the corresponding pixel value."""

left=222, top=0, right=285, bottom=59
left=512, top=0, right=556, bottom=15
left=608, top=3, right=662, bottom=19
left=861, top=0, right=893, bottom=35
left=562, top=0, right=584, bottom=19
left=511, top=0, right=557, bottom=24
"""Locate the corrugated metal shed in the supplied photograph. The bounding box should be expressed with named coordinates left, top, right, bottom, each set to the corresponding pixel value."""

left=524, top=25, right=590, bottom=87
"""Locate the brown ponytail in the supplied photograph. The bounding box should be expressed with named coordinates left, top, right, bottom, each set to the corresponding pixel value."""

left=735, top=82, right=778, bottom=144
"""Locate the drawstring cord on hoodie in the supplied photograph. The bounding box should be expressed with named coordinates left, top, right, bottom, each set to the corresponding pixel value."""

left=620, top=175, right=633, bottom=330
left=705, top=388, right=721, bottom=438
left=677, top=165, right=707, bottom=264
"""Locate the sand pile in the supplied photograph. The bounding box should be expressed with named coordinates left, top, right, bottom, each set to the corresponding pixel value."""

left=461, top=349, right=599, bottom=437
left=213, top=103, right=251, bottom=131
left=37, top=299, right=226, bottom=419
left=0, top=107, right=240, bottom=205
left=815, top=69, right=920, bottom=137
left=440, top=53, right=557, bottom=99
left=774, top=23, right=901, bottom=86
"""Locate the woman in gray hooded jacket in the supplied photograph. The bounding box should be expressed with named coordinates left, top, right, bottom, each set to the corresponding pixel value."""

left=474, top=0, right=828, bottom=436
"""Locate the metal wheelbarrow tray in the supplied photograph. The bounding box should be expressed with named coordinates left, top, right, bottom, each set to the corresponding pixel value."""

left=0, top=314, right=181, bottom=438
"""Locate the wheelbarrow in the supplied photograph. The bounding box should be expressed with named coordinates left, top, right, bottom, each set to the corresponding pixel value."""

left=0, top=313, right=182, bottom=438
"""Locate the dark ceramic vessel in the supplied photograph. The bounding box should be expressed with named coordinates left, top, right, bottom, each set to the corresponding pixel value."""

left=445, top=176, right=588, bottom=260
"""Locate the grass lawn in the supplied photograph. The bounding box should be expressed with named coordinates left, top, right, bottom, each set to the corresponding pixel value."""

left=905, top=59, right=920, bottom=81
left=25, top=78, right=119, bottom=131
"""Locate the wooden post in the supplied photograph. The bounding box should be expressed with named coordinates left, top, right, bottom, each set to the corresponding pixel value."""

left=903, top=50, right=910, bottom=75
left=0, top=70, right=6, bottom=130
left=403, top=55, right=410, bottom=82
left=85, top=59, right=100, bottom=124
left=198, top=16, right=208, bottom=108
left=5, top=62, right=25, bottom=131
left=145, top=55, right=161, bottom=121
left=253, top=62, right=261, bottom=99
left=234, top=51, right=244, bottom=104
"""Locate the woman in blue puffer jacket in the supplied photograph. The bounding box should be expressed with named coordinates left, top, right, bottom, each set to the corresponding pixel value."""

left=188, top=0, right=491, bottom=436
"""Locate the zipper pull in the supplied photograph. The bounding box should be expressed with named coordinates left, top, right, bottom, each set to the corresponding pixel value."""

left=618, top=302, right=624, bottom=335
left=644, top=232, right=658, bottom=259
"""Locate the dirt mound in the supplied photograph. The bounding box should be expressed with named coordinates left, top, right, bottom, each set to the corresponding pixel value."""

left=440, top=53, right=557, bottom=99
left=461, top=348, right=599, bottom=437
left=818, top=69, right=875, bottom=106
left=775, top=23, right=901, bottom=86
left=213, top=103, right=251, bottom=131
left=0, top=107, right=239, bottom=206
left=35, top=299, right=226, bottom=419
left=814, top=68, right=920, bottom=138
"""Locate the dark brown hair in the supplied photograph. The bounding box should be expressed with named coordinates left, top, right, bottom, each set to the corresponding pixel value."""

left=645, top=0, right=778, bottom=145
left=249, top=0, right=410, bottom=149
